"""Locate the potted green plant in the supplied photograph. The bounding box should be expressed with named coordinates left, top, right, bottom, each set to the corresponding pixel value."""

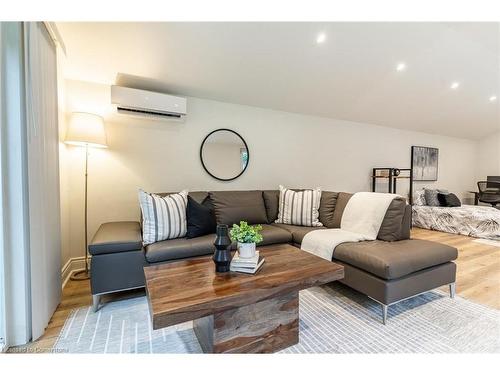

left=229, top=221, right=263, bottom=258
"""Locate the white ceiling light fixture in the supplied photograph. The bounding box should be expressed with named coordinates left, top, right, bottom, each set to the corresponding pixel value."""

left=316, top=33, right=326, bottom=44
left=396, top=62, right=406, bottom=72
left=450, top=82, right=460, bottom=89
left=489, top=95, right=497, bottom=102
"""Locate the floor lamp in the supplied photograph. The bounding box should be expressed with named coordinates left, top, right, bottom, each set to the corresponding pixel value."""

left=65, top=112, right=108, bottom=281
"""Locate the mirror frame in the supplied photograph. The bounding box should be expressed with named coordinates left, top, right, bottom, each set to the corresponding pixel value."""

left=200, top=128, right=250, bottom=181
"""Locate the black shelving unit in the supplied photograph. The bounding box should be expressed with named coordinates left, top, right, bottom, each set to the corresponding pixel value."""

left=372, top=167, right=414, bottom=204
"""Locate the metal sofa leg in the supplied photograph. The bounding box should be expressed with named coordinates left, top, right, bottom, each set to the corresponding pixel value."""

left=92, top=294, right=101, bottom=312
left=449, top=282, right=456, bottom=299
left=381, top=304, right=388, bottom=325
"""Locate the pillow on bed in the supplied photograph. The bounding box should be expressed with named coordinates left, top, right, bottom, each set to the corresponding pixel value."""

left=424, top=188, right=448, bottom=206
left=413, top=190, right=426, bottom=206
left=438, top=193, right=461, bottom=207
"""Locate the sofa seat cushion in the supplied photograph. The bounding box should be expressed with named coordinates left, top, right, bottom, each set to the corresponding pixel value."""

left=145, top=224, right=291, bottom=263
left=272, top=223, right=326, bottom=244
left=333, top=239, right=458, bottom=280
left=145, top=234, right=216, bottom=263
left=257, top=224, right=292, bottom=246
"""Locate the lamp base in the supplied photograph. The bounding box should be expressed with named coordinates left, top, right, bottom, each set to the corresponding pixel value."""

left=70, top=269, right=90, bottom=281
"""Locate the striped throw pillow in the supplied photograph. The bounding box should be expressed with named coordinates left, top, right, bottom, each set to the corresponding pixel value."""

left=138, top=189, right=188, bottom=245
left=275, top=185, right=323, bottom=227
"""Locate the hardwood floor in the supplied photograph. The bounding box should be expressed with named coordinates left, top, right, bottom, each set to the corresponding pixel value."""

left=8, top=228, right=500, bottom=352
left=411, top=228, right=500, bottom=310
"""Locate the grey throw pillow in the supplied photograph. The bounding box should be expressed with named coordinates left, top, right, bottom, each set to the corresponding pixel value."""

left=424, top=188, right=448, bottom=206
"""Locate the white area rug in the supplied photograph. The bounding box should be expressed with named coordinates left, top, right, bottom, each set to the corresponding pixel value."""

left=473, top=238, right=500, bottom=248
left=54, top=283, right=500, bottom=354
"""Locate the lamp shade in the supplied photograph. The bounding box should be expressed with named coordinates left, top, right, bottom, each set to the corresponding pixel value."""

left=65, top=112, right=107, bottom=148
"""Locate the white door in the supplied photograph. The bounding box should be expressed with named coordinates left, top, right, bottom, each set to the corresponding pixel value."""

left=25, top=22, right=62, bottom=340
left=0, top=23, right=5, bottom=350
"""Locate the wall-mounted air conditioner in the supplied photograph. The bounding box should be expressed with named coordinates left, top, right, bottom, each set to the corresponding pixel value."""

left=111, top=85, right=187, bottom=120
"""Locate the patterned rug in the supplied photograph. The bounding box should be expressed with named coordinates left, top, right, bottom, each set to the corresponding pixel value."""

left=54, top=283, right=500, bottom=353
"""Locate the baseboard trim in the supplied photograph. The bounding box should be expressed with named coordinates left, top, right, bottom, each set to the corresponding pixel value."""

left=61, top=256, right=88, bottom=289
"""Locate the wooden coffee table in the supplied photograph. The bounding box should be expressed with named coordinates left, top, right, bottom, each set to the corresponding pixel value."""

left=144, top=243, right=344, bottom=353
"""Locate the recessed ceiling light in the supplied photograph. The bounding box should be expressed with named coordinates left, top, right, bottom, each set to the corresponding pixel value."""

left=316, top=33, right=326, bottom=44
left=396, top=63, right=406, bottom=72
left=489, top=95, right=497, bottom=102
left=450, top=82, right=460, bottom=89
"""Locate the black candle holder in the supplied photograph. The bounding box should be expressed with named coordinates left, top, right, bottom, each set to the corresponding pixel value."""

left=213, top=224, right=232, bottom=273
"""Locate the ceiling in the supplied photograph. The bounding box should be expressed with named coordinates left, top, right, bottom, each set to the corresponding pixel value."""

left=57, top=22, right=500, bottom=140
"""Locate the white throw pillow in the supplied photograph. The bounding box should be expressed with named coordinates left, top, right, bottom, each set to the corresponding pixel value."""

left=138, top=189, right=188, bottom=245
left=275, top=185, right=323, bottom=227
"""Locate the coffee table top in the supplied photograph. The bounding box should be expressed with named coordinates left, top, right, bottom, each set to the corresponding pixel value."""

left=145, top=243, right=344, bottom=329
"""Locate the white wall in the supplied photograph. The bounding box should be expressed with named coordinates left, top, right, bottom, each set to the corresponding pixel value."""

left=476, top=131, right=500, bottom=181
left=61, top=79, right=479, bottom=265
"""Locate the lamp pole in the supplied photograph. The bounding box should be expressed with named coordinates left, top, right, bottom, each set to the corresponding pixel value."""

left=71, top=143, right=90, bottom=280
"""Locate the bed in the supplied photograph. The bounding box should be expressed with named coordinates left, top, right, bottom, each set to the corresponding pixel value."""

left=412, top=204, right=500, bottom=240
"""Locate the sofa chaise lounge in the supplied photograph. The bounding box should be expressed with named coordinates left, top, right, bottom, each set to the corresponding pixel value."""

left=89, top=190, right=458, bottom=324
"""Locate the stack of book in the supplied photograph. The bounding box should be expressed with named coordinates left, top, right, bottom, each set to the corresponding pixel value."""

left=230, top=251, right=265, bottom=274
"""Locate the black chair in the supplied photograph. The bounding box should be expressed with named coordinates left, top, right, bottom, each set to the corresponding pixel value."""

left=477, top=181, right=500, bottom=207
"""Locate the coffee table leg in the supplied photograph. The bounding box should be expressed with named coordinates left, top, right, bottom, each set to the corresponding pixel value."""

left=193, top=291, right=299, bottom=353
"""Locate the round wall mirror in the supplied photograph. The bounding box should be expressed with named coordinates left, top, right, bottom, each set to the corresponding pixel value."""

left=200, top=129, right=249, bottom=181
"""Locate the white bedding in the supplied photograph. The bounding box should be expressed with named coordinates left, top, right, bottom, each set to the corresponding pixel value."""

left=412, top=204, right=500, bottom=240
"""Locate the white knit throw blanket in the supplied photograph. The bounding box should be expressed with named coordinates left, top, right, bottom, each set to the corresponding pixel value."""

left=301, top=192, right=399, bottom=260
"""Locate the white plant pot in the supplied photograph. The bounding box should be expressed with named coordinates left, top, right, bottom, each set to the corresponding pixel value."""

left=238, top=242, right=256, bottom=258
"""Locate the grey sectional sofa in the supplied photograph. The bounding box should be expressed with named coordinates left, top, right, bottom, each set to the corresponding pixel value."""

left=88, top=190, right=458, bottom=324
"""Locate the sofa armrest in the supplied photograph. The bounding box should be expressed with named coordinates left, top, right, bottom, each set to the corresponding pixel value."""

left=89, top=221, right=143, bottom=256
left=399, top=205, right=412, bottom=240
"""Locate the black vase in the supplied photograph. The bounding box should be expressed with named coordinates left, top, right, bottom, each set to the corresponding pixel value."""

left=213, top=224, right=232, bottom=273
